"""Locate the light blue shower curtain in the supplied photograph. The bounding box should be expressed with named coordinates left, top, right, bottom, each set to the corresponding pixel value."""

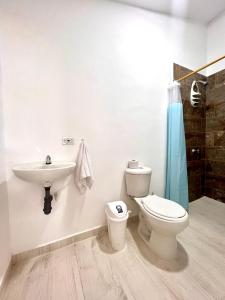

left=165, top=81, right=189, bottom=209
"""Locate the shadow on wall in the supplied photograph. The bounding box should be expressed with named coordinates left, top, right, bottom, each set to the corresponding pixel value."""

left=61, top=177, right=86, bottom=229
left=8, top=161, right=134, bottom=254
left=0, top=181, right=11, bottom=283
left=7, top=173, right=87, bottom=252
left=0, top=63, right=11, bottom=284
left=120, top=173, right=139, bottom=217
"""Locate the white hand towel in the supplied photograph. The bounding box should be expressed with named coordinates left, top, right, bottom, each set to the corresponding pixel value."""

left=74, top=140, right=94, bottom=194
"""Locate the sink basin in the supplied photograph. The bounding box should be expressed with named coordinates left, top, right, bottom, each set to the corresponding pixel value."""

left=13, top=161, right=76, bottom=186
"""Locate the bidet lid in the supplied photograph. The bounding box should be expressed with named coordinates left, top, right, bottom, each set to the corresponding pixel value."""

left=142, top=195, right=186, bottom=219
left=125, top=167, right=152, bottom=175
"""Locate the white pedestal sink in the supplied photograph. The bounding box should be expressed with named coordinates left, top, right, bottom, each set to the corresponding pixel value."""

left=13, top=161, right=76, bottom=214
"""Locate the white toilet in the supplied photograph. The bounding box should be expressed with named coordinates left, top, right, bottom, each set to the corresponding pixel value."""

left=125, top=167, right=189, bottom=260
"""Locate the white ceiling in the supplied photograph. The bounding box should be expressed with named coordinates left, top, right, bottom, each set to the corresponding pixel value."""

left=115, top=0, right=225, bottom=24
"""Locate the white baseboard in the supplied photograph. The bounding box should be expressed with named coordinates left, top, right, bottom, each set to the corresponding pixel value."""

left=12, top=214, right=138, bottom=264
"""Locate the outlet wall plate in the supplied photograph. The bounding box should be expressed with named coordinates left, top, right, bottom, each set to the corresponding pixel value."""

left=62, top=137, right=74, bottom=145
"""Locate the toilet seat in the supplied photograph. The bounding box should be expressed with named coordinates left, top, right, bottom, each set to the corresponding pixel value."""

left=141, top=195, right=186, bottom=221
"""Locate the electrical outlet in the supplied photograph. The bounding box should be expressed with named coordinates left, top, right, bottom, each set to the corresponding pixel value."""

left=62, top=137, right=74, bottom=145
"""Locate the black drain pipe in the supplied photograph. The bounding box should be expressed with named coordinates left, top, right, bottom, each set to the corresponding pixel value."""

left=43, top=186, right=53, bottom=215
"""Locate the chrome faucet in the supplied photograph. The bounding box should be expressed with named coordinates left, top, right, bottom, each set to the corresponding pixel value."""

left=45, top=155, right=52, bottom=165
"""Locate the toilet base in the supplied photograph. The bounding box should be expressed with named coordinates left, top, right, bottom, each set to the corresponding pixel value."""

left=138, top=212, right=151, bottom=242
left=149, top=230, right=177, bottom=260
left=137, top=214, right=178, bottom=260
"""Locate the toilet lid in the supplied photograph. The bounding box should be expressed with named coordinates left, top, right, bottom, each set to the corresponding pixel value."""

left=142, top=195, right=186, bottom=219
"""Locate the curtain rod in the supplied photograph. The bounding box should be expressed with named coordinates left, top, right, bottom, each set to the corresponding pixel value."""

left=177, top=54, right=225, bottom=82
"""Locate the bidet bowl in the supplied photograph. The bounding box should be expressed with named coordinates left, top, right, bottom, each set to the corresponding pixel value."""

left=13, top=161, right=76, bottom=186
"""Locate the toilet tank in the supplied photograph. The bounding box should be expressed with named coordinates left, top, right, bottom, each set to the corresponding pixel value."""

left=125, top=167, right=152, bottom=197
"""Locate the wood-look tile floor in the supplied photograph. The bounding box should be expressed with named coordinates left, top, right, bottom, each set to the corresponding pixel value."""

left=1, top=197, right=225, bottom=300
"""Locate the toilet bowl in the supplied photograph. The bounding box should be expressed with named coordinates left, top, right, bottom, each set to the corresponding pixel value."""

left=135, top=195, right=189, bottom=260
left=125, top=166, right=189, bottom=260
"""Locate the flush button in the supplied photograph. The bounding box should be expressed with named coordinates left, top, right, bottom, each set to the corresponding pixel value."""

left=116, top=205, right=123, bottom=213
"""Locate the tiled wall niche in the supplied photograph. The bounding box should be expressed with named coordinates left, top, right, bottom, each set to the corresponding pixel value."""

left=174, top=64, right=225, bottom=203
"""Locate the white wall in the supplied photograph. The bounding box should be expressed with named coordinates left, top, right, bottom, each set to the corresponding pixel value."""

left=0, top=0, right=206, bottom=254
left=0, top=75, right=11, bottom=285
left=207, top=11, right=225, bottom=75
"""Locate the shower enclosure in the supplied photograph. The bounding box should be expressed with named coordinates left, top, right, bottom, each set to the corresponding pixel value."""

left=174, top=63, right=225, bottom=203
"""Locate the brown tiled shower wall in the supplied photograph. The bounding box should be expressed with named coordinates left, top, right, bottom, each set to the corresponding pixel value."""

left=174, top=64, right=225, bottom=202
left=205, top=70, right=225, bottom=202
left=174, top=64, right=206, bottom=201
